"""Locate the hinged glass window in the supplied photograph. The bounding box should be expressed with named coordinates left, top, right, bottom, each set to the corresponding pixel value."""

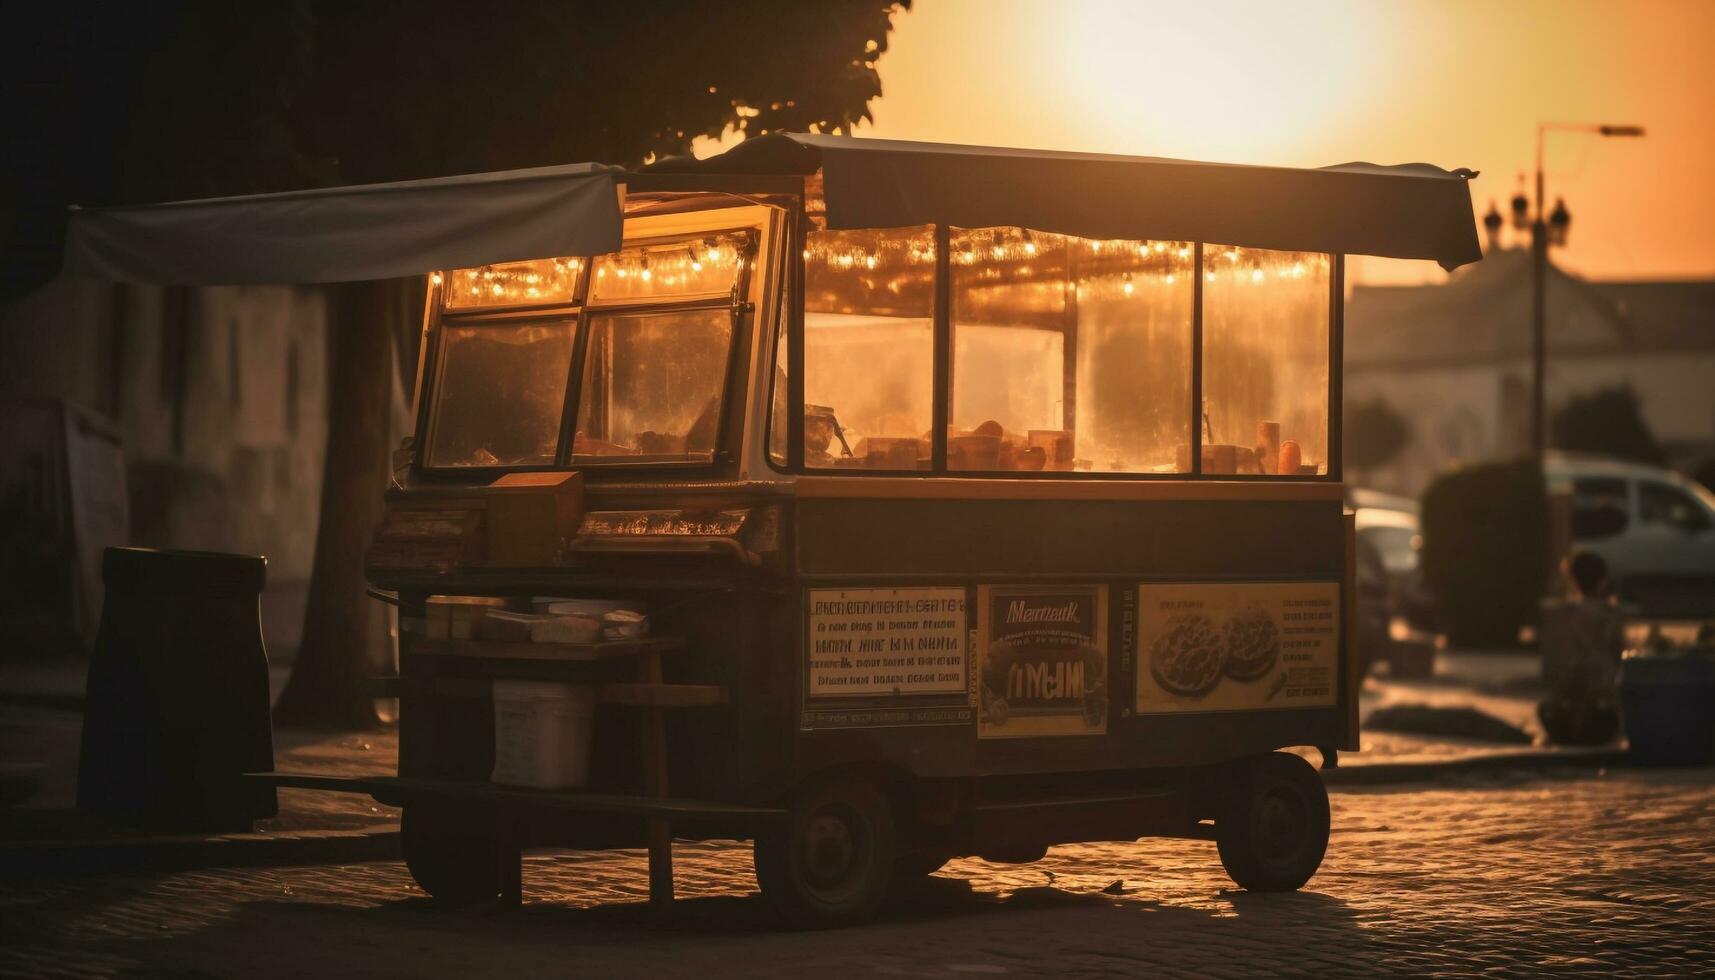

left=426, top=318, right=577, bottom=467
left=443, top=257, right=584, bottom=309
left=572, top=307, right=735, bottom=464
left=590, top=232, right=752, bottom=304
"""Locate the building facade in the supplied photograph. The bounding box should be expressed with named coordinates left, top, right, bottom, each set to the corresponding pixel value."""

left=1344, top=249, right=1715, bottom=497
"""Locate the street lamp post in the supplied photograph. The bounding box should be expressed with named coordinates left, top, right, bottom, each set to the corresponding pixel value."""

left=1526, top=122, right=1644, bottom=461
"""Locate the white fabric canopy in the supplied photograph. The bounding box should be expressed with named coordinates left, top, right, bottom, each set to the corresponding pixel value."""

left=65, top=163, right=624, bottom=285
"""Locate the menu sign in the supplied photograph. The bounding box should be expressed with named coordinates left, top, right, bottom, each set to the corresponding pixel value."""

left=807, top=588, right=968, bottom=698
left=1136, top=581, right=1340, bottom=714
left=977, top=585, right=1108, bottom=738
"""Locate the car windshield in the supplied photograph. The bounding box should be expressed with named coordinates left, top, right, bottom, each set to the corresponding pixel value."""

left=1361, top=525, right=1420, bottom=574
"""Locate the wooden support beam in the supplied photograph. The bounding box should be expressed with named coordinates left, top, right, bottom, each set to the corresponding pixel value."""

left=640, top=650, right=674, bottom=911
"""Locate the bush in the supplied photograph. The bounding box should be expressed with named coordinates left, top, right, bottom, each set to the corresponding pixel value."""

left=1551, top=385, right=1665, bottom=465
left=1419, top=459, right=1548, bottom=648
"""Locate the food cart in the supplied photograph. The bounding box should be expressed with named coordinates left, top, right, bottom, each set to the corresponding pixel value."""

left=66, top=133, right=1480, bottom=925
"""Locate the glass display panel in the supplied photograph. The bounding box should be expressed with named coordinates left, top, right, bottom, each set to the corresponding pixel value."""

left=1201, top=246, right=1331, bottom=475
left=590, top=232, right=750, bottom=303
left=949, top=228, right=1193, bottom=472
left=572, top=308, right=734, bottom=463
left=802, top=226, right=936, bottom=469
left=768, top=301, right=789, bottom=467
left=443, top=257, right=583, bottom=309
left=428, top=319, right=576, bottom=467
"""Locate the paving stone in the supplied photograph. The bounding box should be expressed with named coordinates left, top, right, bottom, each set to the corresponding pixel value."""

left=2, top=769, right=1710, bottom=977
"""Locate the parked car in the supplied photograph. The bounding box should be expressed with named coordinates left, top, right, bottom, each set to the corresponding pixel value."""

left=1353, top=501, right=1437, bottom=630
left=1546, top=452, right=1715, bottom=616
left=1350, top=497, right=1438, bottom=675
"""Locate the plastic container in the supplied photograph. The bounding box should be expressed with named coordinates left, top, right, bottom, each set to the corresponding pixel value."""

left=1617, top=650, right=1715, bottom=767
left=491, top=680, right=596, bottom=789
left=542, top=598, right=644, bottom=618
left=426, top=595, right=505, bottom=639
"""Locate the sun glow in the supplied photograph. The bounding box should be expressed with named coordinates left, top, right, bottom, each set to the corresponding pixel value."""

left=1051, top=1, right=1386, bottom=163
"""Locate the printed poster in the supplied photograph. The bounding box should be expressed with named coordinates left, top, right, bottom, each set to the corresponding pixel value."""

left=977, top=585, right=1108, bottom=738
left=1136, top=581, right=1340, bottom=713
left=807, top=588, right=967, bottom=698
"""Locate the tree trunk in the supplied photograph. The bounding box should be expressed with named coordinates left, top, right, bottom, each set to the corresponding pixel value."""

left=272, top=279, right=410, bottom=729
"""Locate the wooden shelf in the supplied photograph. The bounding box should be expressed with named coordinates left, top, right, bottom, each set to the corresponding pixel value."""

left=246, top=772, right=782, bottom=821
left=412, top=636, right=684, bottom=663
left=596, top=683, right=727, bottom=708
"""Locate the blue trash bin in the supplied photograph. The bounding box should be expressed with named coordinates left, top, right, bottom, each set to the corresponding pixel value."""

left=1617, top=650, right=1715, bottom=767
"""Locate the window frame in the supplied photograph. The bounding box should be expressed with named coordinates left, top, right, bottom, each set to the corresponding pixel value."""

left=414, top=223, right=760, bottom=480
left=567, top=295, right=746, bottom=468
left=781, top=216, right=1343, bottom=482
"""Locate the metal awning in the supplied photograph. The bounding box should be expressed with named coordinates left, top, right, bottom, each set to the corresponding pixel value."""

left=65, top=163, right=625, bottom=285
left=65, top=133, right=1480, bottom=285
left=662, top=133, right=1482, bottom=270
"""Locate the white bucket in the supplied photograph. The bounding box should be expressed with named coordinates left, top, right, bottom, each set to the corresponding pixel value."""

left=491, top=680, right=595, bottom=790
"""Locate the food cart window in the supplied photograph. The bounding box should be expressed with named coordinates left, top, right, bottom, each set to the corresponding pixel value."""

left=949, top=228, right=1193, bottom=472
left=427, top=319, right=576, bottom=467
left=572, top=308, right=734, bottom=462
left=1200, top=246, right=1331, bottom=475
left=767, top=301, right=789, bottom=467
left=590, top=233, right=750, bottom=303
left=443, top=257, right=583, bottom=309
left=801, top=226, right=936, bottom=470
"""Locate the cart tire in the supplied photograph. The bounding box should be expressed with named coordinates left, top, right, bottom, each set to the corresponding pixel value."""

left=401, top=804, right=516, bottom=907
left=1214, top=752, right=1329, bottom=892
left=754, top=779, right=897, bottom=927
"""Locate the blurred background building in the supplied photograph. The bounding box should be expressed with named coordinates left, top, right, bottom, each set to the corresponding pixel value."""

left=1, top=281, right=330, bottom=653
left=1345, top=247, right=1715, bottom=496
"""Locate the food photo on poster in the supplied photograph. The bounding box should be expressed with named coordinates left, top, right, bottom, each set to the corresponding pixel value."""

left=978, top=585, right=1108, bottom=738
left=1137, top=581, right=1340, bottom=713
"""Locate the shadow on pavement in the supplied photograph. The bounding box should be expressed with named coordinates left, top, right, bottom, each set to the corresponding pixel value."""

left=39, top=870, right=1384, bottom=979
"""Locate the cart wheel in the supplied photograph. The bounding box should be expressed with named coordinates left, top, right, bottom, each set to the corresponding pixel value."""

left=754, top=779, right=897, bottom=927
left=401, top=803, right=518, bottom=907
left=1214, top=752, right=1330, bottom=892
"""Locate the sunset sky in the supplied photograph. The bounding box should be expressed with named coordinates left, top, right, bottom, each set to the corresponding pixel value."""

left=750, top=0, right=1715, bottom=286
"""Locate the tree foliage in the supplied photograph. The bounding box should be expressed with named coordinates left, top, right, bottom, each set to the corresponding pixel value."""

left=1419, top=459, right=1547, bottom=649
left=5, top=1, right=910, bottom=288
left=8, top=0, right=911, bottom=726
left=1343, top=395, right=1412, bottom=472
left=1550, top=385, right=1665, bottom=466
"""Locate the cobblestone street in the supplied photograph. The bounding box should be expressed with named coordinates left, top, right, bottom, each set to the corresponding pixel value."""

left=4, top=768, right=1711, bottom=978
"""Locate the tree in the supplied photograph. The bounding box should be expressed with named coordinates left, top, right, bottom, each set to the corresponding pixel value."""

left=1550, top=385, right=1666, bottom=465
left=1343, top=395, right=1412, bottom=473
left=7, top=1, right=912, bottom=727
